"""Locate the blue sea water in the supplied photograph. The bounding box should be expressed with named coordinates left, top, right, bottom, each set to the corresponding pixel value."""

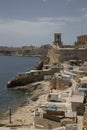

left=0, top=56, right=39, bottom=115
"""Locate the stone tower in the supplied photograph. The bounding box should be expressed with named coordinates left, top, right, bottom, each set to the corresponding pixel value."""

left=54, top=33, right=62, bottom=47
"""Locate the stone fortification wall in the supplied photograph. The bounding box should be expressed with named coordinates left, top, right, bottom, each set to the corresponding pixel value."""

left=57, top=48, right=87, bottom=62
left=50, top=33, right=87, bottom=62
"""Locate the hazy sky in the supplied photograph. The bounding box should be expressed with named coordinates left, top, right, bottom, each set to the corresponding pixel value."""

left=0, top=0, right=87, bottom=46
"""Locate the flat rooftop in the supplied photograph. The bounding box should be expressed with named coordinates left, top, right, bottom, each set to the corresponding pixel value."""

left=79, top=77, right=87, bottom=83
left=71, top=94, right=84, bottom=103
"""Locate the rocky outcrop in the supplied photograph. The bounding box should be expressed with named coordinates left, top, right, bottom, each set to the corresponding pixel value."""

left=7, top=65, right=60, bottom=88
left=34, top=60, right=43, bottom=70
left=7, top=72, right=44, bottom=88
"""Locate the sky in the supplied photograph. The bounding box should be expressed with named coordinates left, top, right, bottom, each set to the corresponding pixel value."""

left=0, top=0, right=87, bottom=47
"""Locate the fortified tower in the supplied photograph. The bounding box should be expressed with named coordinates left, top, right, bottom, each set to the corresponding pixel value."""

left=53, top=33, right=62, bottom=47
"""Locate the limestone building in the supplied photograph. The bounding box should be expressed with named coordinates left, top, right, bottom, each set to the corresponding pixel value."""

left=75, top=35, right=87, bottom=48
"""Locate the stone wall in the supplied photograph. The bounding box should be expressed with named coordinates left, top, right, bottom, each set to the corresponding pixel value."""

left=57, top=48, right=87, bottom=62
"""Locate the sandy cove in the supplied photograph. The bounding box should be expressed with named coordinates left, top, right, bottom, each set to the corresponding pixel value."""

left=0, top=81, right=50, bottom=129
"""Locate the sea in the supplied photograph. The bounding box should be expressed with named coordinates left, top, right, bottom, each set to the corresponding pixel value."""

left=0, top=56, right=39, bottom=116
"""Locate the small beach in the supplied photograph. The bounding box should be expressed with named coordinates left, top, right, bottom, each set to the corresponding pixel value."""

left=0, top=81, right=50, bottom=129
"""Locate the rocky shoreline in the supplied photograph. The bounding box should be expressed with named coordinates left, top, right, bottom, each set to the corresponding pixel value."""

left=0, top=80, right=50, bottom=127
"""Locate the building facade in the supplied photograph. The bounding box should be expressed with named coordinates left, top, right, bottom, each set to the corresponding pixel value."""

left=75, top=35, right=87, bottom=48
left=53, top=33, right=87, bottom=62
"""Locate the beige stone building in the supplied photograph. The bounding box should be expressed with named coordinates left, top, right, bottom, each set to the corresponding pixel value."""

left=52, top=33, right=87, bottom=62
left=75, top=35, right=87, bottom=48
